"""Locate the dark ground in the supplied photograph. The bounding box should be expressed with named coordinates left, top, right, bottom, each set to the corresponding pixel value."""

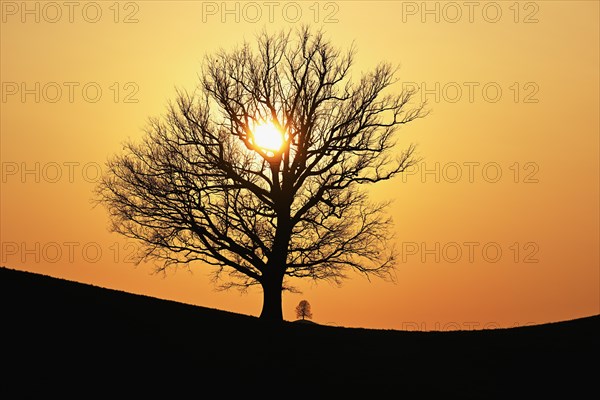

left=1, top=266, right=598, bottom=398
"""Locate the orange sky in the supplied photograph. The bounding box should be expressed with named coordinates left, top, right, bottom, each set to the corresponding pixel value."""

left=1, top=0, right=598, bottom=330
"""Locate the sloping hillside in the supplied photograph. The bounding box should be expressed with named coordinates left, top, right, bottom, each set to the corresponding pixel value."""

left=1, top=266, right=597, bottom=397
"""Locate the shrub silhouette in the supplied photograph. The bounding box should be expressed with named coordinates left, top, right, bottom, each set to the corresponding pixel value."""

left=295, top=300, right=313, bottom=320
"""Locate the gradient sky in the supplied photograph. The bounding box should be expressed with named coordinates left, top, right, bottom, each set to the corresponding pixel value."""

left=1, top=0, right=598, bottom=330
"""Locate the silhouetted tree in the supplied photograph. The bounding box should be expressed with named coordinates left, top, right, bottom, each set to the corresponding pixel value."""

left=96, top=26, right=427, bottom=322
left=295, top=300, right=313, bottom=320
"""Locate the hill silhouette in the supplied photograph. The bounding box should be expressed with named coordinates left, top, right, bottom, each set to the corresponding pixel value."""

left=0, top=266, right=597, bottom=397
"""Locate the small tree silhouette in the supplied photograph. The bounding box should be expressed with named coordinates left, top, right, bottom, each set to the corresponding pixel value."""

left=295, top=300, right=313, bottom=320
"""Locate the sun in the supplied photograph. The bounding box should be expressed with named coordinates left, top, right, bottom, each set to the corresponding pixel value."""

left=251, top=121, right=284, bottom=153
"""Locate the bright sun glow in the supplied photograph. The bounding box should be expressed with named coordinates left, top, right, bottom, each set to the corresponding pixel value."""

left=252, top=121, right=284, bottom=153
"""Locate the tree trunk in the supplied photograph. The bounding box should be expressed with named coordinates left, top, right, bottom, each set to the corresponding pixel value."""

left=261, top=183, right=290, bottom=322
left=259, top=271, right=284, bottom=321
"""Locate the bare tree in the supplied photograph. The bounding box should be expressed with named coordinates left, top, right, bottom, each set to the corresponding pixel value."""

left=295, top=300, right=313, bottom=321
left=96, top=26, right=427, bottom=322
